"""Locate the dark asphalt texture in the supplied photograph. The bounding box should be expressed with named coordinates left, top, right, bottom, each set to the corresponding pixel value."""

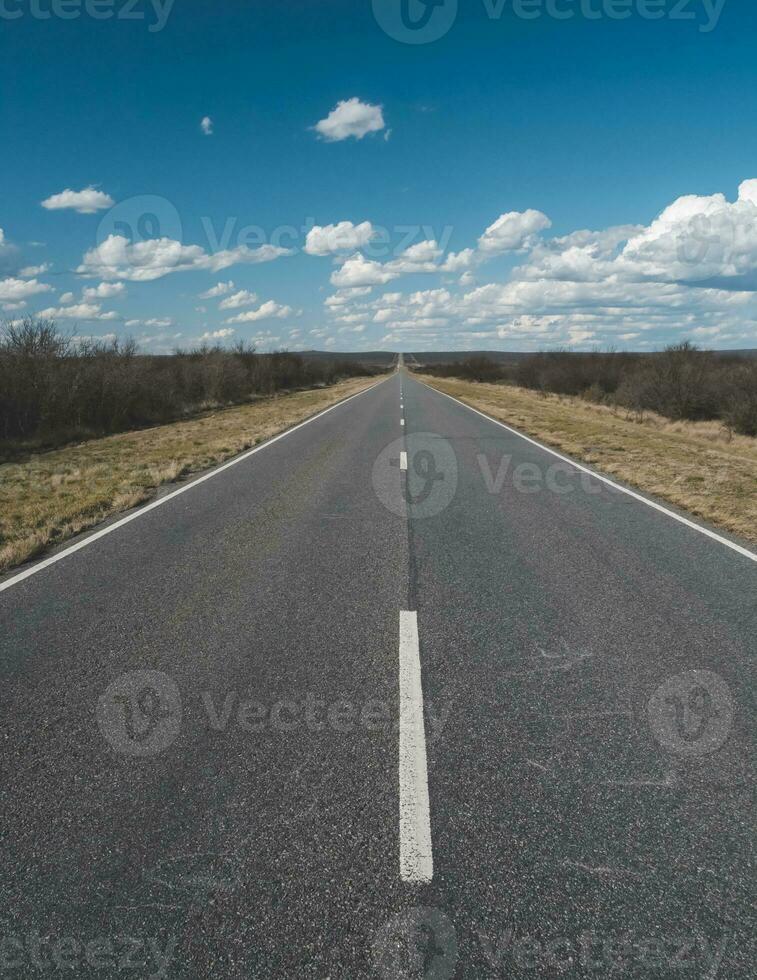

left=0, top=369, right=754, bottom=979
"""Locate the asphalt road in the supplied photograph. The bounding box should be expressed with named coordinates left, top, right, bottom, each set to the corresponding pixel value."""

left=1, top=369, right=755, bottom=979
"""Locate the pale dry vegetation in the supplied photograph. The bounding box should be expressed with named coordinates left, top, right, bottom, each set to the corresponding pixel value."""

left=0, top=376, right=379, bottom=574
left=421, top=375, right=757, bottom=546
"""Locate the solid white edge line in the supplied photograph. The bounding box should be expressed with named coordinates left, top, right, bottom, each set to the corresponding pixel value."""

left=398, top=610, right=433, bottom=883
left=400, top=451, right=408, bottom=471
left=0, top=377, right=390, bottom=594
left=419, top=379, right=757, bottom=564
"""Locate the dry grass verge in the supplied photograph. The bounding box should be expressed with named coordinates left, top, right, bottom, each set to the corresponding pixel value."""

left=0, top=376, right=381, bottom=574
left=420, top=375, right=757, bottom=547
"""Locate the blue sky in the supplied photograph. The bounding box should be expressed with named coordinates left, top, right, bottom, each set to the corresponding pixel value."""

left=1, top=0, right=757, bottom=352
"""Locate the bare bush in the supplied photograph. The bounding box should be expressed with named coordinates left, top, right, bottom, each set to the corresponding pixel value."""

left=0, top=318, right=376, bottom=455
left=418, top=343, right=757, bottom=436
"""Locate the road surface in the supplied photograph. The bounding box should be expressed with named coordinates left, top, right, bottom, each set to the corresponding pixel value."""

left=1, top=369, right=754, bottom=978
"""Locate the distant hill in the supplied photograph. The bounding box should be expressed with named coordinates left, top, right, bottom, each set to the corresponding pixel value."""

left=407, top=349, right=757, bottom=364
left=298, top=350, right=397, bottom=368
left=406, top=351, right=532, bottom=365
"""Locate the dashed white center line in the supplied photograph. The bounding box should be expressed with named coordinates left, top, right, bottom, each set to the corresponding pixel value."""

left=400, top=451, right=408, bottom=471
left=398, top=610, right=434, bottom=883
left=401, top=419, right=405, bottom=426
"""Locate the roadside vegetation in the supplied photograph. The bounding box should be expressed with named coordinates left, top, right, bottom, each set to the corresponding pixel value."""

left=0, top=318, right=382, bottom=573
left=421, top=344, right=757, bottom=437
left=0, top=317, right=378, bottom=458
left=417, top=352, right=757, bottom=546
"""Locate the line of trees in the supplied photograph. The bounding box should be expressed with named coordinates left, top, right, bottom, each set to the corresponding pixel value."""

left=0, top=318, right=377, bottom=454
left=419, top=344, right=757, bottom=436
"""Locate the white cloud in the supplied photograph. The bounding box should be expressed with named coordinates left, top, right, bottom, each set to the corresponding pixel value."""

left=37, top=303, right=119, bottom=321
left=325, top=287, right=373, bottom=307
left=508, top=183, right=757, bottom=293
left=219, top=289, right=258, bottom=310
left=225, top=300, right=293, bottom=323
left=41, top=187, right=115, bottom=214
left=200, top=328, right=235, bottom=341
left=478, top=209, right=552, bottom=255
left=616, top=180, right=757, bottom=283
left=305, top=221, right=376, bottom=256
left=441, top=249, right=476, bottom=273
left=83, top=282, right=126, bottom=300
left=388, top=239, right=443, bottom=273
left=70, top=333, right=118, bottom=346
left=125, top=317, right=175, bottom=329
left=0, top=277, right=52, bottom=302
left=19, top=263, right=51, bottom=276
left=313, top=98, right=386, bottom=142
left=331, top=253, right=398, bottom=288
left=199, top=280, right=235, bottom=299
left=0, top=229, right=18, bottom=272
left=78, top=235, right=291, bottom=281
left=201, top=116, right=213, bottom=136
left=329, top=239, right=445, bottom=289
left=59, top=292, right=75, bottom=304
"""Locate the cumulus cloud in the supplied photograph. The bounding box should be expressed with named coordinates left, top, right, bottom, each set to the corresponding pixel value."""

left=37, top=303, right=119, bottom=321
left=617, top=179, right=757, bottom=284
left=388, top=239, right=443, bottom=273
left=441, top=249, right=476, bottom=273
left=83, top=282, right=126, bottom=300
left=199, top=281, right=235, bottom=299
left=219, top=289, right=258, bottom=310
left=201, top=116, right=213, bottom=136
left=70, top=333, right=118, bottom=346
left=125, top=317, right=175, bottom=329
left=320, top=181, right=757, bottom=350
left=78, top=235, right=291, bottom=281
left=508, top=183, right=757, bottom=295
left=331, top=253, right=398, bottom=288
left=224, top=300, right=293, bottom=323
left=200, top=328, right=235, bottom=341
left=41, top=187, right=115, bottom=214
left=19, top=263, right=51, bottom=276
left=477, top=209, right=552, bottom=255
left=0, top=277, right=52, bottom=302
left=305, top=221, right=376, bottom=256
left=0, top=230, right=20, bottom=273
left=325, top=287, right=373, bottom=307
left=313, top=98, right=386, bottom=142
left=329, top=240, right=445, bottom=289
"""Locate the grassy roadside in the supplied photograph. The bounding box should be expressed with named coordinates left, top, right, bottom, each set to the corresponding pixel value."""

left=0, top=376, right=382, bottom=575
left=419, top=375, right=757, bottom=547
